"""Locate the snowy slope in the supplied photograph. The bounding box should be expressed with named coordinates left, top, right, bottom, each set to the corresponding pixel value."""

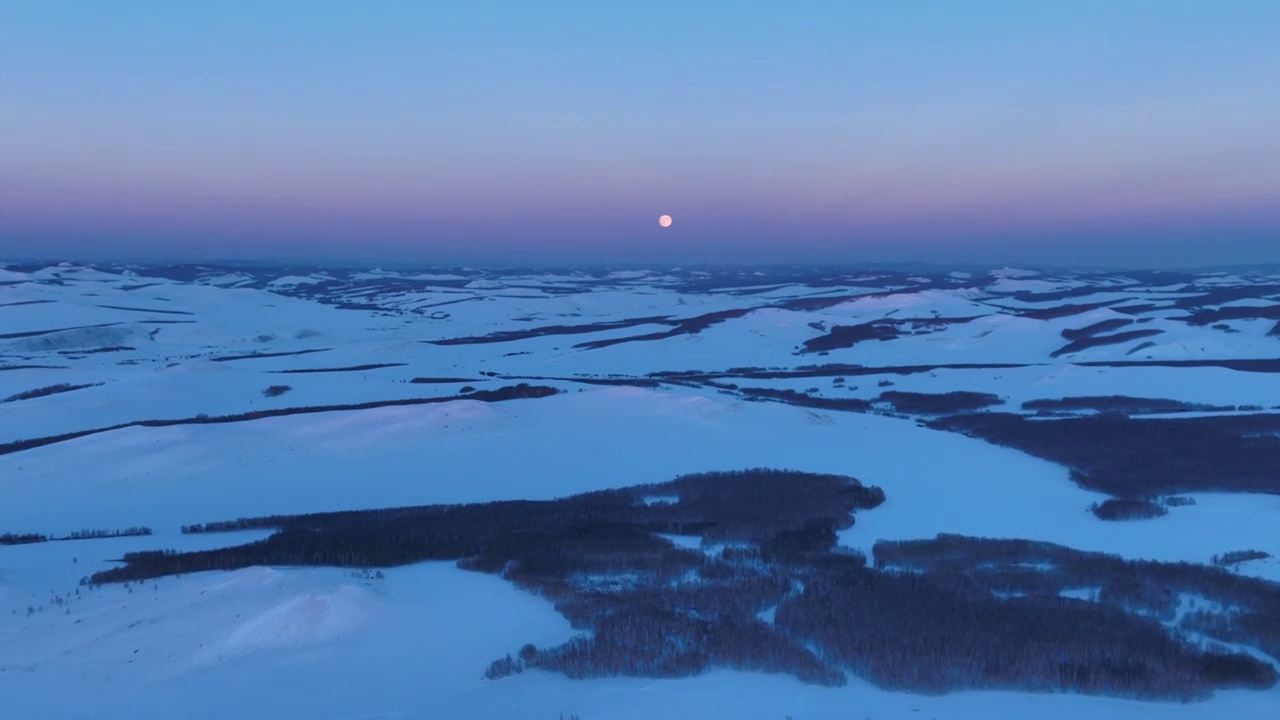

left=3, top=263, right=1280, bottom=719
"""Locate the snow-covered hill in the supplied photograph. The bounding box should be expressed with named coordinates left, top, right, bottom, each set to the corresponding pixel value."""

left=2, top=262, right=1279, bottom=719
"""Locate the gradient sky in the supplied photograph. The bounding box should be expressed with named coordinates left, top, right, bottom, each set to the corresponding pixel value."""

left=2, top=1, right=1278, bottom=267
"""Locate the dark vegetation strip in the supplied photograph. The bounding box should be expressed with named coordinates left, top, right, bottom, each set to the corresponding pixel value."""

left=1171, top=285, right=1280, bottom=310
left=1022, top=396, right=1233, bottom=415
left=95, top=304, right=195, bottom=315
left=0, top=384, right=558, bottom=457
left=799, top=321, right=899, bottom=353
left=272, top=363, right=406, bottom=374
left=0, top=299, right=53, bottom=307
left=572, top=308, right=757, bottom=350
left=734, top=388, right=1003, bottom=416
left=90, top=471, right=1276, bottom=700
left=332, top=302, right=399, bottom=311
left=799, top=317, right=980, bottom=354
left=409, top=377, right=482, bottom=384
left=0, top=365, right=70, bottom=371
left=57, top=346, right=134, bottom=355
left=1079, top=358, right=1280, bottom=373
left=1060, top=318, right=1134, bottom=340
left=1214, top=550, right=1271, bottom=567
left=1017, top=299, right=1129, bottom=320
left=651, top=362, right=1031, bottom=382
left=3, top=382, right=102, bottom=403
left=739, top=387, right=873, bottom=412
left=872, top=534, right=1280, bottom=673
left=930, top=412, right=1280, bottom=497
left=1051, top=329, right=1165, bottom=357
left=2, top=527, right=152, bottom=546
left=429, top=316, right=672, bottom=345
left=0, top=322, right=123, bottom=340
left=432, top=308, right=759, bottom=350
left=1090, top=498, right=1168, bottom=521
left=208, top=348, right=331, bottom=362
left=499, top=375, right=664, bottom=389
left=1113, top=303, right=1169, bottom=315
left=875, top=390, right=1003, bottom=414
left=1002, top=286, right=1118, bottom=303
left=1180, top=305, right=1280, bottom=325
left=653, top=357, right=1280, bottom=384
left=414, top=296, right=482, bottom=309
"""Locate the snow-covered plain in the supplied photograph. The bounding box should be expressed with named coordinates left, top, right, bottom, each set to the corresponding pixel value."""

left=2, top=262, right=1279, bottom=719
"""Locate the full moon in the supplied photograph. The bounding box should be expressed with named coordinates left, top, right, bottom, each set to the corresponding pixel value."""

left=659, top=214, right=673, bottom=228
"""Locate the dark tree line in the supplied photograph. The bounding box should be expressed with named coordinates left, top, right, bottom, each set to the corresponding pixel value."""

left=1022, top=395, right=1227, bottom=415
left=1051, top=329, right=1164, bottom=357
left=738, top=387, right=872, bottom=412
left=273, top=363, right=405, bottom=374
left=2, top=526, right=152, bottom=545
left=3, top=382, right=101, bottom=403
left=1061, top=318, right=1134, bottom=339
left=1213, top=550, right=1271, bottom=567
left=930, top=412, right=1280, bottom=496
left=63, top=526, right=152, bottom=540
left=0, top=384, right=559, bottom=457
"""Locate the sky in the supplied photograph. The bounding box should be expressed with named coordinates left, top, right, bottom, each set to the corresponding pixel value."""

left=1, top=0, right=1278, bottom=268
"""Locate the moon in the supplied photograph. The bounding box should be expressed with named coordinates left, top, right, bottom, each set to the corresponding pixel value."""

left=659, top=214, right=673, bottom=228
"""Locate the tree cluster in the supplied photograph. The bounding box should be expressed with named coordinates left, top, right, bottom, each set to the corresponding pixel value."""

left=1022, top=395, right=1225, bottom=415
left=873, top=535, right=1280, bottom=660
left=930, top=412, right=1280, bottom=496
left=1, top=531, right=48, bottom=545
left=1090, top=498, right=1168, bottom=521
left=83, top=469, right=1280, bottom=701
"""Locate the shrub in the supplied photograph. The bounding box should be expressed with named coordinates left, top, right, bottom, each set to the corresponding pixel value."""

left=1090, top=498, right=1168, bottom=521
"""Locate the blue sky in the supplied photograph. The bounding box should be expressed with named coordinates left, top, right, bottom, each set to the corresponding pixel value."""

left=1, top=1, right=1278, bottom=266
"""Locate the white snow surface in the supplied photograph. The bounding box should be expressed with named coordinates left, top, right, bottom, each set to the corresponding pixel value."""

left=2, top=264, right=1280, bottom=719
